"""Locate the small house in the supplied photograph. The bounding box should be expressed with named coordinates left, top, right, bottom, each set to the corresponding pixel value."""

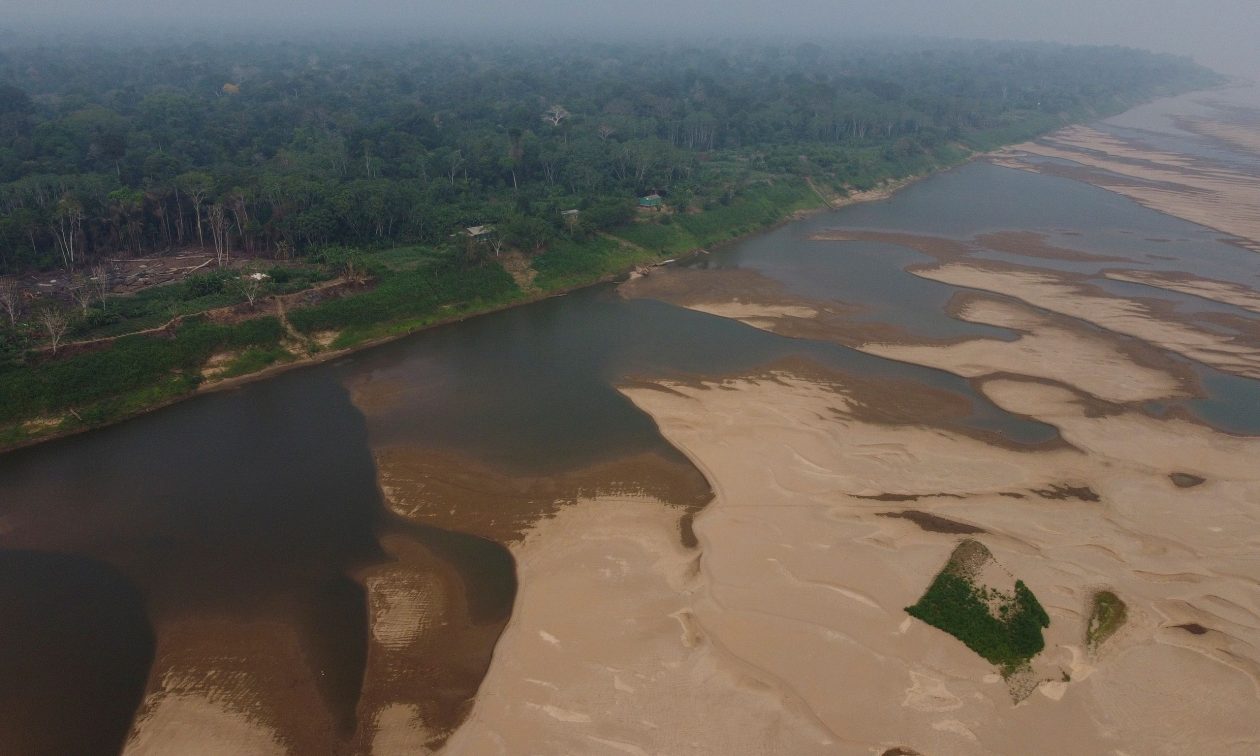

left=561, top=209, right=580, bottom=227
left=464, top=225, right=493, bottom=240
left=638, top=194, right=663, bottom=209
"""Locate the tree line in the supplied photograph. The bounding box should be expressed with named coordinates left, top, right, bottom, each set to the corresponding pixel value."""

left=0, top=36, right=1221, bottom=273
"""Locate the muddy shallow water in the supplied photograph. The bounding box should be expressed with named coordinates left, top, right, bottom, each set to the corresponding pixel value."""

left=2, top=89, right=1260, bottom=754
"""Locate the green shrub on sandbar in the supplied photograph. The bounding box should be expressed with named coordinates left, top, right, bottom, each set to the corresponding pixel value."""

left=1086, top=590, right=1127, bottom=650
left=906, top=565, right=1050, bottom=672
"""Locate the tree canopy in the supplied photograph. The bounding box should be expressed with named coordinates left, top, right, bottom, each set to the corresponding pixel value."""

left=0, top=36, right=1221, bottom=273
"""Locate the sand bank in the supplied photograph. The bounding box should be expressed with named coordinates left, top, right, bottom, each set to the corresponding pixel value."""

left=864, top=297, right=1188, bottom=404
left=993, top=125, right=1260, bottom=251
left=614, top=372, right=1260, bottom=754
left=447, top=366, right=1260, bottom=753
left=443, top=496, right=838, bottom=754
left=914, top=262, right=1260, bottom=380
left=1104, top=270, right=1260, bottom=315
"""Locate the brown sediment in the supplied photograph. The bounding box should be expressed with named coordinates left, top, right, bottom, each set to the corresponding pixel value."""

left=807, top=227, right=1130, bottom=266
left=619, top=266, right=819, bottom=310
left=351, top=444, right=715, bottom=746
left=973, top=231, right=1136, bottom=263
left=125, top=615, right=344, bottom=755
left=1175, top=623, right=1210, bottom=635
left=619, top=266, right=946, bottom=348
left=806, top=228, right=975, bottom=261
left=350, top=530, right=510, bottom=752
left=372, top=446, right=712, bottom=545
left=876, top=510, right=987, bottom=535
left=744, top=356, right=1066, bottom=453
left=1031, top=484, right=1101, bottom=502
left=1170, top=472, right=1207, bottom=488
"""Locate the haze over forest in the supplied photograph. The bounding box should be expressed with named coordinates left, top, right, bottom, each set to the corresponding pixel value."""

left=3, top=0, right=1258, bottom=76
left=5, top=0, right=1260, bottom=752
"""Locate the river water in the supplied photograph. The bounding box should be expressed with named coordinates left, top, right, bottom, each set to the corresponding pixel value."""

left=1, top=91, right=1258, bottom=754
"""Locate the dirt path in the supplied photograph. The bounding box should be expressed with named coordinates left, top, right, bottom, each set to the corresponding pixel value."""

left=804, top=176, right=838, bottom=209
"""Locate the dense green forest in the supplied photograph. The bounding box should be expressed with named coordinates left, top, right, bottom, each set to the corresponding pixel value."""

left=0, top=37, right=1221, bottom=271
left=0, top=35, right=1223, bottom=446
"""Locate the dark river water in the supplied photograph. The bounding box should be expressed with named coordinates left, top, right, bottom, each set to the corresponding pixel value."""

left=2, top=96, right=1259, bottom=754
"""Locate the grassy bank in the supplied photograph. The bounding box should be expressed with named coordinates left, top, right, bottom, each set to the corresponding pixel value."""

left=0, top=176, right=831, bottom=450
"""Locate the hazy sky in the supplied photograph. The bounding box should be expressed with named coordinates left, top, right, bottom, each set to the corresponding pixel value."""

left=3, top=0, right=1257, bottom=75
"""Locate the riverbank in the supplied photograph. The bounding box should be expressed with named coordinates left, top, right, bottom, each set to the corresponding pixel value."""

left=2, top=79, right=1226, bottom=458
left=0, top=173, right=881, bottom=455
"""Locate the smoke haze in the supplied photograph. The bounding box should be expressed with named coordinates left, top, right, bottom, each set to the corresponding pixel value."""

left=2, top=0, right=1257, bottom=74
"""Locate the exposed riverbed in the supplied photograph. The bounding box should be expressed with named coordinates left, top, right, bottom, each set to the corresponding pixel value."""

left=2, top=87, right=1259, bottom=755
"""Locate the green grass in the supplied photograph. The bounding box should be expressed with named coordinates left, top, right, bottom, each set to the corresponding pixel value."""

left=220, top=345, right=293, bottom=378
left=611, top=222, right=698, bottom=257
left=363, top=245, right=447, bottom=272
left=533, top=236, right=659, bottom=290
left=61, top=266, right=329, bottom=343
left=610, top=178, right=822, bottom=258
left=1086, top=590, right=1127, bottom=650
left=906, top=541, right=1051, bottom=673
left=288, top=260, right=521, bottom=346
left=0, top=316, right=285, bottom=427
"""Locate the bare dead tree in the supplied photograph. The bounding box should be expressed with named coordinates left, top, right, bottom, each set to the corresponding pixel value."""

left=38, top=306, right=70, bottom=355
left=0, top=279, right=20, bottom=327
left=542, top=104, right=570, bottom=127
left=68, top=274, right=94, bottom=316
left=446, top=149, right=465, bottom=185
left=343, top=254, right=367, bottom=286
left=489, top=233, right=506, bottom=258
left=597, top=124, right=616, bottom=142
left=90, top=264, right=112, bottom=309
left=235, top=270, right=268, bottom=309
left=274, top=240, right=292, bottom=261
left=51, top=196, right=84, bottom=270
left=208, top=204, right=230, bottom=266
left=177, top=173, right=213, bottom=248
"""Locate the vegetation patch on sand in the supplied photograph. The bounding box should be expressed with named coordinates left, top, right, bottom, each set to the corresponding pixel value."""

left=906, top=539, right=1050, bottom=674
left=1086, top=590, right=1128, bottom=650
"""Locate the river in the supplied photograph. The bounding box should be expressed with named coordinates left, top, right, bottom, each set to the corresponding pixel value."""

left=1, top=87, right=1258, bottom=754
